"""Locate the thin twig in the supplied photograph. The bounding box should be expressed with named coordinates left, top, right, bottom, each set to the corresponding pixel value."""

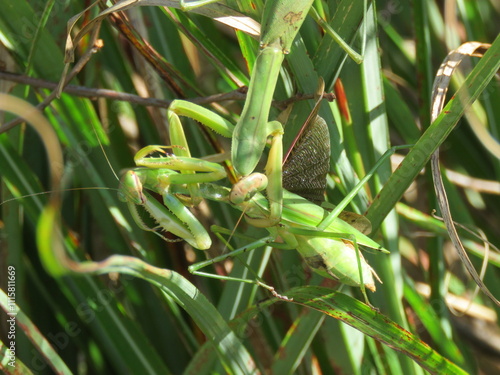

left=0, top=38, right=102, bottom=134
left=0, top=71, right=250, bottom=107
left=0, top=70, right=335, bottom=132
left=0, top=71, right=170, bottom=107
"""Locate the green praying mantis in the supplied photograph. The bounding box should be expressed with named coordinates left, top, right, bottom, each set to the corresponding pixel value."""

left=118, top=95, right=388, bottom=301
left=117, top=0, right=388, bottom=302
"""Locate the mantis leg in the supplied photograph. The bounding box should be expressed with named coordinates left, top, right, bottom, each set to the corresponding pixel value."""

left=122, top=99, right=234, bottom=214
left=118, top=155, right=227, bottom=250
left=167, top=101, right=233, bottom=204
left=133, top=149, right=227, bottom=185
left=168, top=100, right=234, bottom=138
left=230, top=121, right=284, bottom=227
left=167, top=99, right=285, bottom=225
left=123, top=188, right=212, bottom=250
left=188, top=232, right=292, bottom=301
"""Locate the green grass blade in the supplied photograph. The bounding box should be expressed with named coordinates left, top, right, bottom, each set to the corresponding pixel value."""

left=284, top=286, right=468, bottom=375
left=271, top=309, right=325, bottom=374
left=0, top=289, right=72, bottom=375
left=367, top=35, right=500, bottom=230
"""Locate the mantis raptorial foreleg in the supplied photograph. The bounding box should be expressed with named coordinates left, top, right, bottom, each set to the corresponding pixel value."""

left=118, top=164, right=222, bottom=250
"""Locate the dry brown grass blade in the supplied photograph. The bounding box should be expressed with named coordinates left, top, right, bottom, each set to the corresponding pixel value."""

left=63, top=0, right=259, bottom=65
left=430, top=42, right=500, bottom=306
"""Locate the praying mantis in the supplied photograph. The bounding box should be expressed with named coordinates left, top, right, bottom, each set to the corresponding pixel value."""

left=117, top=0, right=388, bottom=302
left=119, top=96, right=388, bottom=301
left=118, top=104, right=386, bottom=300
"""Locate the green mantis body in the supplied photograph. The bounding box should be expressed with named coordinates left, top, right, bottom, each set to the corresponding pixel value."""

left=118, top=96, right=386, bottom=295
left=226, top=0, right=315, bottom=226
left=231, top=0, right=315, bottom=175
left=116, top=1, right=387, bottom=297
left=214, top=185, right=382, bottom=292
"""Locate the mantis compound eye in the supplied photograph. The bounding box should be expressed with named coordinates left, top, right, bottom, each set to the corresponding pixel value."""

left=118, top=170, right=146, bottom=205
